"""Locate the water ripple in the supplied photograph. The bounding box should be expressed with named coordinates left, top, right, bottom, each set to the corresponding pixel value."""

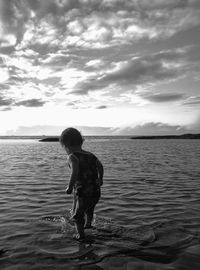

left=0, top=139, right=200, bottom=268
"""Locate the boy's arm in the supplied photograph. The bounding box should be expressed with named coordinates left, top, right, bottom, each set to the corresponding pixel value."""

left=66, top=154, right=79, bottom=194
left=96, top=158, right=104, bottom=186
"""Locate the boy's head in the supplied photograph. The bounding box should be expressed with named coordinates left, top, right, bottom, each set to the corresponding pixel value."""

left=60, top=127, right=84, bottom=148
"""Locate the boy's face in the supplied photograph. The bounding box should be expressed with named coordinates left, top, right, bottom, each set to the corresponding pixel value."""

left=60, top=142, right=69, bottom=153
left=64, top=145, right=70, bottom=154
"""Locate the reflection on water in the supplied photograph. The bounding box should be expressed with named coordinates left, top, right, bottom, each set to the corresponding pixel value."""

left=0, top=138, right=200, bottom=269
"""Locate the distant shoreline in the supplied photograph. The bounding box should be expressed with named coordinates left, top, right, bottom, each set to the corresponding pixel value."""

left=0, top=134, right=199, bottom=141
left=38, top=133, right=200, bottom=141
left=130, top=133, right=200, bottom=139
left=0, top=135, right=129, bottom=141
left=39, top=137, right=59, bottom=142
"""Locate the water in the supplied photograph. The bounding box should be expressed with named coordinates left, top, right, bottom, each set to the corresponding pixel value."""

left=0, top=138, right=200, bottom=269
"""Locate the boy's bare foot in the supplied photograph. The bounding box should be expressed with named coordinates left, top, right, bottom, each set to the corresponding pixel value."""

left=73, top=234, right=85, bottom=241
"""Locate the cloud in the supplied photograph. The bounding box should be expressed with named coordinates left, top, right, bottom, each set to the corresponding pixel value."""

left=96, top=105, right=107, bottom=109
left=142, top=93, right=185, bottom=103
left=104, top=58, right=176, bottom=84
left=7, top=125, right=112, bottom=136
left=73, top=77, right=107, bottom=95
left=0, top=0, right=200, bottom=133
left=73, top=49, right=189, bottom=94
left=41, top=54, right=72, bottom=67
left=0, top=0, right=30, bottom=47
left=1, top=106, right=12, bottom=111
left=112, top=122, right=189, bottom=136
left=0, top=95, right=13, bottom=107
left=15, top=98, right=46, bottom=107
left=0, top=67, right=9, bottom=83
left=104, top=49, right=189, bottom=84
left=0, top=83, right=10, bottom=90
left=34, top=76, right=61, bottom=87
left=182, top=96, right=200, bottom=106
left=85, top=59, right=106, bottom=69
left=6, top=122, right=194, bottom=136
left=1, top=0, right=200, bottom=53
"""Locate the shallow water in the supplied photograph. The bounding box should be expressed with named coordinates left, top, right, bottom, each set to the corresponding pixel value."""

left=0, top=138, right=200, bottom=269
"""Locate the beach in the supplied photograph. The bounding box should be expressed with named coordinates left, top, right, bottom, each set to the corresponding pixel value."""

left=0, top=137, right=200, bottom=269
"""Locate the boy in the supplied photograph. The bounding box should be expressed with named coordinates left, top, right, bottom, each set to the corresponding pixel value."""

left=60, top=128, right=104, bottom=240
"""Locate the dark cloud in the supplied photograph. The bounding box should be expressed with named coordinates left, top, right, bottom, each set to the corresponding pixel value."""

left=8, top=65, right=26, bottom=77
left=27, top=0, right=40, bottom=11
left=33, top=77, right=61, bottom=86
left=31, top=0, right=199, bottom=14
left=104, top=51, right=184, bottom=84
left=138, top=0, right=190, bottom=10
left=0, top=45, right=15, bottom=54
left=0, top=83, right=10, bottom=90
left=73, top=50, right=187, bottom=94
left=96, top=105, right=107, bottom=109
left=66, top=102, right=76, bottom=107
left=9, top=76, right=25, bottom=83
left=0, top=56, right=4, bottom=65
left=0, top=96, right=13, bottom=107
left=0, top=64, right=24, bottom=87
left=73, top=77, right=108, bottom=95
left=142, top=93, right=185, bottom=103
left=0, top=0, right=30, bottom=45
left=28, top=43, right=58, bottom=56
left=15, top=98, right=45, bottom=107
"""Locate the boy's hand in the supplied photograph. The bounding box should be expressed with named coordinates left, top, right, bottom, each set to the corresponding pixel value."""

left=66, top=187, right=73, bottom=194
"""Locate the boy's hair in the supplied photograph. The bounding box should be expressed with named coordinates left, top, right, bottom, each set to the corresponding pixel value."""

left=60, top=127, right=84, bottom=147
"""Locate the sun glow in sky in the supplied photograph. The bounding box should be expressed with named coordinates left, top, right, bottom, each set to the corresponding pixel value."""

left=0, top=0, right=200, bottom=135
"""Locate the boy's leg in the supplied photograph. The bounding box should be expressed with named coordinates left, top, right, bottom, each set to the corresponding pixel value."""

left=71, top=190, right=77, bottom=216
left=74, top=222, right=85, bottom=239
left=85, top=197, right=99, bottom=228
left=72, top=197, right=86, bottom=239
left=85, top=207, right=94, bottom=228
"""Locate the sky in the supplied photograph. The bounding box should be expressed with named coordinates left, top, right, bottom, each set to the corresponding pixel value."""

left=0, top=0, right=200, bottom=135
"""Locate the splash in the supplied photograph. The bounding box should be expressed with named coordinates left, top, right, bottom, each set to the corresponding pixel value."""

left=36, top=211, right=200, bottom=266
